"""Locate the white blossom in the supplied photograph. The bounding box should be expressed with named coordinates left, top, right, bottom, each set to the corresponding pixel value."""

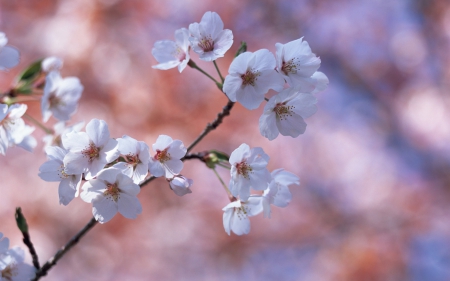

left=41, top=71, right=83, bottom=122
left=38, top=146, right=82, bottom=205
left=41, top=56, right=63, bottom=73
left=189, top=11, right=233, bottom=61
left=168, top=175, right=193, bottom=196
left=262, top=169, right=299, bottom=218
left=0, top=104, right=36, bottom=155
left=223, top=49, right=284, bottom=110
left=80, top=168, right=142, bottom=223
left=63, top=119, right=119, bottom=179
left=259, top=86, right=317, bottom=140
left=148, top=135, right=186, bottom=178
left=113, top=135, right=150, bottom=184
left=0, top=32, right=19, bottom=71
left=275, top=37, right=323, bottom=88
left=229, top=143, right=272, bottom=201
left=0, top=233, right=35, bottom=281
left=152, top=28, right=191, bottom=73
left=222, top=197, right=263, bottom=236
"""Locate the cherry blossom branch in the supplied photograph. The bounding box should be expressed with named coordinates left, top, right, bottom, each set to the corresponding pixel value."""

left=186, top=100, right=235, bottom=153
left=31, top=218, right=98, bottom=281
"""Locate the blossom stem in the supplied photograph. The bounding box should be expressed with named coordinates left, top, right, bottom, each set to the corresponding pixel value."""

left=188, top=59, right=219, bottom=85
left=186, top=100, right=235, bottom=153
left=213, top=61, right=224, bottom=83
left=23, top=113, right=53, bottom=134
left=212, top=167, right=233, bottom=199
left=15, top=208, right=40, bottom=270
left=264, top=97, right=269, bottom=102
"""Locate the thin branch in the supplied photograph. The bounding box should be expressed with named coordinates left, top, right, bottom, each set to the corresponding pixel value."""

left=186, top=100, right=235, bottom=153
left=213, top=61, right=224, bottom=83
left=15, top=208, right=40, bottom=270
left=32, top=218, right=97, bottom=281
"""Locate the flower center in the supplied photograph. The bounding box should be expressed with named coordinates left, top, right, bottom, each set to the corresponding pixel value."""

left=236, top=161, right=252, bottom=179
left=49, top=94, right=62, bottom=108
left=82, top=142, right=100, bottom=162
left=1, top=263, right=18, bottom=281
left=104, top=182, right=121, bottom=202
left=281, top=58, right=298, bottom=75
left=198, top=36, right=214, bottom=52
left=155, top=148, right=170, bottom=163
left=173, top=46, right=186, bottom=61
left=274, top=102, right=295, bottom=120
left=234, top=204, right=250, bottom=220
left=240, top=70, right=259, bottom=86
left=124, top=153, right=140, bottom=168
left=58, top=164, right=69, bottom=179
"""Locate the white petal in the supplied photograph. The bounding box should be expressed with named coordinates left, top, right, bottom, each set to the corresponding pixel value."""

left=118, top=193, right=142, bottom=219
left=86, top=119, right=110, bottom=146
left=276, top=113, right=307, bottom=137
left=92, top=197, right=118, bottom=223
left=0, top=46, right=19, bottom=70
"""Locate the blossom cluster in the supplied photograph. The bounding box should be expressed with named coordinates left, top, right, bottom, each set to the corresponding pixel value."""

left=38, top=119, right=192, bottom=223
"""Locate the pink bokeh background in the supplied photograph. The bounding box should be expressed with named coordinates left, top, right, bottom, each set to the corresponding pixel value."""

left=1, top=0, right=450, bottom=280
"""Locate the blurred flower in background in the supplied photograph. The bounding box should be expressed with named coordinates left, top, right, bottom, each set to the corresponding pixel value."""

left=1, top=0, right=450, bottom=280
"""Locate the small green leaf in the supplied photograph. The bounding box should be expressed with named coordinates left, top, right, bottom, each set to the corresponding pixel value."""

left=16, top=59, right=43, bottom=83
left=235, top=42, right=247, bottom=57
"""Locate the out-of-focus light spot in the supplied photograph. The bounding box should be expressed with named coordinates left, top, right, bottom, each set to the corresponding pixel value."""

left=390, top=29, right=427, bottom=72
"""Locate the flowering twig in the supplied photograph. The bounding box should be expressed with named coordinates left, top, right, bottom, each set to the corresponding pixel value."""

left=213, top=61, right=224, bottom=83
left=186, top=100, right=235, bottom=153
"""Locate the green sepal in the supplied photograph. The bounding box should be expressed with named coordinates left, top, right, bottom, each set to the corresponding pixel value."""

left=16, top=59, right=43, bottom=83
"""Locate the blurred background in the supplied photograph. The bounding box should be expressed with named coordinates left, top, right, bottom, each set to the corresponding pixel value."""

left=1, top=0, right=450, bottom=280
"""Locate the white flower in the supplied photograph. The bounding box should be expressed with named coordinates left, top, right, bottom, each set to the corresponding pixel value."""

left=41, top=56, right=63, bottom=73
left=223, top=49, right=284, bottom=110
left=188, top=11, right=233, bottom=61
left=0, top=233, right=35, bottom=281
left=80, top=168, right=142, bottom=223
left=262, top=169, right=299, bottom=218
left=309, top=71, right=329, bottom=94
left=113, top=135, right=150, bottom=184
left=168, top=175, right=193, bottom=196
left=275, top=37, right=322, bottom=88
left=41, top=71, right=83, bottom=122
left=63, top=119, right=119, bottom=179
left=222, top=197, right=263, bottom=236
left=229, top=143, right=272, bottom=201
left=0, top=104, right=36, bottom=155
left=38, top=146, right=82, bottom=205
left=0, top=32, right=19, bottom=71
left=148, top=135, right=186, bottom=178
left=152, top=28, right=191, bottom=73
left=43, top=121, right=85, bottom=148
left=259, top=86, right=317, bottom=140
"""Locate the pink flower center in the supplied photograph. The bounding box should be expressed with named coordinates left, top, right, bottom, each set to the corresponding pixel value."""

left=173, top=46, right=186, bottom=61
left=274, top=102, right=295, bottom=120
left=124, top=153, right=140, bottom=168
left=104, top=182, right=121, bottom=202
left=82, top=142, right=100, bottom=162
left=198, top=36, right=214, bottom=52
left=240, top=70, right=259, bottom=86
left=281, top=58, right=298, bottom=75
left=49, top=94, right=62, bottom=108
left=155, top=148, right=170, bottom=163
left=236, top=161, right=252, bottom=179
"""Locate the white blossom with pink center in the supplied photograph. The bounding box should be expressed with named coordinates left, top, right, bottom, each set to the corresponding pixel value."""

left=80, top=168, right=142, bottom=224
left=113, top=135, right=150, bottom=184
left=41, top=71, right=83, bottom=122
left=188, top=11, right=233, bottom=61
left=148, top=135, right=186, bottom=179
left=222, top=197, right=263, bottom=236
left=223, top=49, right=285, bottom=110
left=63, top=119, right=119, bottom=179
left=0, top=233, right=35, bottom=281
left=275, top=37, right=328, bottom=91
left=259, top=86, right=317, bottom=140
left=152, top=28, right=191, bottom=73
left=229, top=143, right=272, bottom=201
